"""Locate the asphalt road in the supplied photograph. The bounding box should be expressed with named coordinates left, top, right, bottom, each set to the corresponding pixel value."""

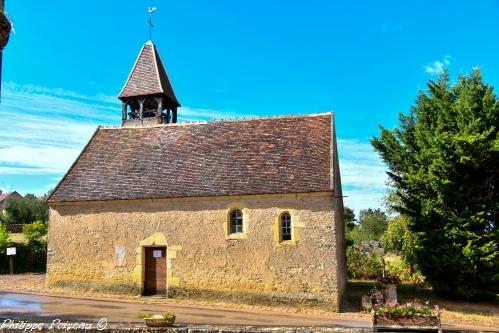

left=0, top=291, right=369, bottom=327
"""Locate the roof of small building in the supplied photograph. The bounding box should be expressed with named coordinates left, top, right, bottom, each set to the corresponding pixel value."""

left=118, top=40, right=180, bottom=106
left=49, top=113, right=336, bottom=202
left=0, top=191, right=22, bottom=203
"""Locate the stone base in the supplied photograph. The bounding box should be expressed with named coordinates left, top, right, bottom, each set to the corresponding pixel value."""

left=0, top=324, right=371, bottom=333
left=47, top=279, right=141, bottom=295
left=46, top=279, right=338, bottom=311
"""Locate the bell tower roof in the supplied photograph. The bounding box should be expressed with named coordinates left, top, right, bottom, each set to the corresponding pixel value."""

left=118, top=40, right=180, bottom=107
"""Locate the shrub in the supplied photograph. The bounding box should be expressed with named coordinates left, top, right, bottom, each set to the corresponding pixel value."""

left=347, top=247, right=384, bottom=280
left=0, top=242, right=46, bottom=273
left=139, top=313, right=153, bottom=319
left=382, top=216, right=417, bottom=273
left=22, top=221, right=48, bottom=245
left=162, top=311, right=175, bottom=321
left=385, top=256, right=425, bottom=285
left=0, top=223, right=9, bottom=253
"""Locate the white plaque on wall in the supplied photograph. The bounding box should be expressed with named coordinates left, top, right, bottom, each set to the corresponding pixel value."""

left=115, top=245, right=126, bottom=266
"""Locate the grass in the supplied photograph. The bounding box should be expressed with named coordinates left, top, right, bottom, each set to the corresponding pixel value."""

left=9, top=233, right=27, bottom=244
left=7, top=233, right=47, bottom=244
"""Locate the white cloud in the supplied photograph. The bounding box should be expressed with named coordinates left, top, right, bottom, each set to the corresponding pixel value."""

left=0, top=83, right=251, bottom=179
left=424, top=55, right=451, bottom=75
left=0, top=146, right=81, bottom=174
left=0, top=83, right=389, bottom=212
left=337, top=139, right=388, bottom=213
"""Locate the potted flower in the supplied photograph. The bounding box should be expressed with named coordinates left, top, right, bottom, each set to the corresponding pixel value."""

left=141, top=311, right=176, bottom=327
left=372, top=301, right=441, bottom=333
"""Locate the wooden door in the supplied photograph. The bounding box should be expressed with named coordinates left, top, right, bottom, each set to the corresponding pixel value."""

left=144, top=247, right=167, bottom=295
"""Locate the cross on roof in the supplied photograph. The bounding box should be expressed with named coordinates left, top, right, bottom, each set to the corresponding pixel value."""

left=148, top=6, right=156, bottom=41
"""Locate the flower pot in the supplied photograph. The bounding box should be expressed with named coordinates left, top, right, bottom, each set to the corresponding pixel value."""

left=372, top=311, right=441, bottom=333
left=144, top=316, right=175, bottom=327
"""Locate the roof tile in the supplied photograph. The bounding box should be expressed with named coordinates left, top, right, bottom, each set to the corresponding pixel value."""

left=118, top=41, right=179, bottom=106
left=49, top=114, right=333, bottom=202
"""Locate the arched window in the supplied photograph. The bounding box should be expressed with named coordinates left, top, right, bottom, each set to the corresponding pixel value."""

left=281, top=213, right=292, bottom=241
left=230, top=210, right=243, bottom=234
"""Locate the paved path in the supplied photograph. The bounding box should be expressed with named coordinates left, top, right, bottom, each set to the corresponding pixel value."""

left=0, top=291, right=369, bottom=327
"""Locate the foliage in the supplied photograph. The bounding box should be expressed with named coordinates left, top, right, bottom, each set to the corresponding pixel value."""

left=371, top=70, right=499, bottom=300
left=19, top=221, right=48, bottom=273
left=344, top=207, right=356, bottom=247
left=0, top=223, right=9, bottom=253
left=346, top=247, right=384, bottom=279
left=139, top=311, right=175, bottom=319
left=344, top=206, right=357, bottom=231
left=0, top=242, right=46, bottom=273
left=162, top=311, right=175, bottom=321
left=385, top=256, right=425, bottom=284
left=382, top=215, right=418, bottom=271
left=139, top=313, right=154, bottom=319
left=3, top=193, right=49, bottom=225
left=22, top=221, right=48, bottom=245
left=139, top=311, right=175, bottom=323
left=350, top=208, right=388, bottom=244
left=374, top=301, right=438, bottom=316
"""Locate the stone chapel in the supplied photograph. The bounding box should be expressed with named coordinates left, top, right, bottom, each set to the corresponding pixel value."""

left=46, top=40, right=347, bottom=310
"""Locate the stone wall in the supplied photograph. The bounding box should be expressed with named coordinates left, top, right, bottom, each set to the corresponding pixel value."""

left=47, top=192, right=345, bottom=310
left=331, top=119, right=347, bottom=305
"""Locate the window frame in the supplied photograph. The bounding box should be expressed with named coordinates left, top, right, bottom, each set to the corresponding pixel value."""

left=274, top=210, right=301, bottom=246
left=229, top=209, right=244, bottom=234
left=280, top=212, right=292, bottom=241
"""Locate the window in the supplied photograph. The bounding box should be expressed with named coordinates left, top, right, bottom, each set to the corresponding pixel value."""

left=281, top=213, right=292, bottom=241
left=230, top=210, right=243, bottom=234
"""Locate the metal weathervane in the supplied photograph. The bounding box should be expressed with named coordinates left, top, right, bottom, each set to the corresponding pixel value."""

left=148, top=6, right=157, bottom=41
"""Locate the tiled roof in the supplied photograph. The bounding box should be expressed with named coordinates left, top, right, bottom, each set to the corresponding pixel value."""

left=0, top=192, right=10, bottom=203
left=0, top=191, right=21, bottom=203
left=49, top=113, right=334, bottom=202
left=118, top=41, right=180, bottom=106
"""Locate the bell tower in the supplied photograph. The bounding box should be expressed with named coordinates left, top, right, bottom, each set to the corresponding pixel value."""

left=118, top=40, right=180, bottom=126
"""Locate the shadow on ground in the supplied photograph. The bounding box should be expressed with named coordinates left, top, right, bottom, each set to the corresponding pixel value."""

left=341, top=280, right=499, bottom=317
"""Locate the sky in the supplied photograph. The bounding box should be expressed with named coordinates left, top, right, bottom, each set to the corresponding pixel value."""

left=1, top=1, right=498, bottom=213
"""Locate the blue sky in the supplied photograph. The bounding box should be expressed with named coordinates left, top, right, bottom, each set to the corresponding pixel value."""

left=1, top=1, right=498, bottom=213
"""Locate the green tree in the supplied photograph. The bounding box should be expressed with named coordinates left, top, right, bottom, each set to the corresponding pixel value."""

left=0, top=223, right=9, bottom=253
left=350, top=208, right=388, bottom=243
left=344, top=207, right=357, bottom=231
left=359, top=208, right=388, bottom=239
left=344, top=207, right=357, bottom=247
left=372, top=70, right=499, bottom=300
left=22, top=221, right=48, bottom=272
left=3, top=194, right=48, bottom=224
left=382, top=215, right=417, bottom=273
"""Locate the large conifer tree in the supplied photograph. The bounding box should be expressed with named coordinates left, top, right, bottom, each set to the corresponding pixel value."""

left=372, top=70, right=498, bottom=300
